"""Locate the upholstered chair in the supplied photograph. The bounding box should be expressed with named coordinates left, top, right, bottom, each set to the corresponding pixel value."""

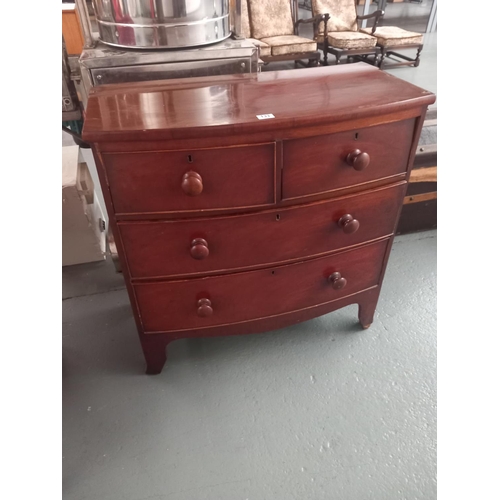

left=240, top=0, right=327, bottom=67
left=311, top=0, right=383, bottom=65
left=359, top=25, right=424, bottom=68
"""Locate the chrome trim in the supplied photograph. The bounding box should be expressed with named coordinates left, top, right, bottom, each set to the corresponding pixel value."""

left=92, top=57, right=255, bottom=85
left=75, top=0, right=95, bottom=47
left=79, top=39, right=257, bottom=68
left=77, top=39, right=259, bottom=108
left=92, top=0, right=231, bottom=49
left=96, top=14, right=228, bottom=29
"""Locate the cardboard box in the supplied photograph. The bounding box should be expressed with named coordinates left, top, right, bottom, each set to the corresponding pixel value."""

left=62, top=145, right=105, bottom=266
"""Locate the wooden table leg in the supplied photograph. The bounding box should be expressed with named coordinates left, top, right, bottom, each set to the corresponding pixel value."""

left=358, top=289, right=381, bottom=329
left=140, top=336, right=169, bottom=375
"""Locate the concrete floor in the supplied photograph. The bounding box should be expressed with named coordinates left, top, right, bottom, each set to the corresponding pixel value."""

left=63, top=230, right=437, bottom=500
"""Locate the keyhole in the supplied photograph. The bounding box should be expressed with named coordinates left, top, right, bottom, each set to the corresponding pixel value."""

left=187, top=154, right=193, bottom=163
left=354, top=133, right=359, bottom=140
left=276, top=214, right=280, bottom=221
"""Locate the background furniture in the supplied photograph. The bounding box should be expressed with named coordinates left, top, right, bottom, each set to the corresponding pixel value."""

left=62, top=3, right=85, bottom=55
left=77, top=39, right=259, bottom=109
left=82, top=63, right=435, bottom=374
left=397, top=107, right=437, bottom=234
left=360, top=25, right=424, bottom=67
left=241, top=0, right=324, bottom=66
left=310, top=0, right=384, bottom=65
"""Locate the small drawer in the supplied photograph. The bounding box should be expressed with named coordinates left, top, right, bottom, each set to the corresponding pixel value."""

left=282, top=119, right=415, bottom=200
left=103, top=143, right=276, bottom=215
left=119, top=183, right=405, bottom=279
left=134, top=239, right=388, bottom=333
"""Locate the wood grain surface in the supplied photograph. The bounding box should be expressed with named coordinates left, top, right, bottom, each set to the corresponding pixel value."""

left=134, top=239, right=389, bottom=333
left=82, top=64, right=436, bottom=373
left=83, top=63, right=435, bottom=143
left=119, top=183, right=406, bottom=279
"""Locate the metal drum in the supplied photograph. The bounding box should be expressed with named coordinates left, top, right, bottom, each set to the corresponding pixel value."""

left=92, top=0, right=231, bottom=49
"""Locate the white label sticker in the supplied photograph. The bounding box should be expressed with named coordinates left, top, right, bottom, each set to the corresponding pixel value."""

left=256, top=114, right=275, bottom=120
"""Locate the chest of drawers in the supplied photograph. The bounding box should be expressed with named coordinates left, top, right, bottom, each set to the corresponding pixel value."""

left=82, top=63, right=435, bottom=374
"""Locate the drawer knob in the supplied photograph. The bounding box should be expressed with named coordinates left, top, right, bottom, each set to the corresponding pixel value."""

left=197, top=298, right=213, bottom=317
left=181, top=171, right=203, bottom=196
left=338, top=214, right=360, bottom=234
left=346, top=149, right=370, bottom=171
left=328, top=272, right=347, bottom=290
left=190, top=238, right=209, bottom=260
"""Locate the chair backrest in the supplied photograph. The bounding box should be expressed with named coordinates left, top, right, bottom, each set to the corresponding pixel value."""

left=311, top=0, right=358, bottom=33
left=247, top=0, right=295, bottom=39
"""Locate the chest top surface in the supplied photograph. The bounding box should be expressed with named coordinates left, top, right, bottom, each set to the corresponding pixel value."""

left=82, top=63, right=435, bottom=143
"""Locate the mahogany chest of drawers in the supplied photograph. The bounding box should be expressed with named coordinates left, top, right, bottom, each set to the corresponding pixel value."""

left=82, top=63, right=435, bottom=374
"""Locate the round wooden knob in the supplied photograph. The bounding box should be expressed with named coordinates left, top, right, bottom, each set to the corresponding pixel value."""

left=338, top=214, right=360, bottom=234
left=345, top=149, right=370, bottom=171
left=190, top=238, right=209, bottom=260
left=197, top=298, right=213, bottom=317
left=328, top=272, right=347, bottom=290
left=181, top=171, right=203, bottom=196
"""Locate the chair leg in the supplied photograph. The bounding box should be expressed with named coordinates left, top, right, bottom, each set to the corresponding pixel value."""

left=414, top=45, right=423, bottom=67
left=379, top=47, right=387, bottom=68
left=377, top=45, right=422, bottom=68
left=322, top=43, right=329, bottom=66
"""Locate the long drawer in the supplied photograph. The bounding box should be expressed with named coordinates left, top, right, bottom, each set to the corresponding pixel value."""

left=120, top=183, right=405, bottom=279
left=103, top=143, right=276, bottom=215
left=282, top=119, right=415, bottom=200
left=135, top=239, right=388, bottom=333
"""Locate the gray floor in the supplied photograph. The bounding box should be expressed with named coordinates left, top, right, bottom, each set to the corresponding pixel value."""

left=63, top=230, right=436, bottom=500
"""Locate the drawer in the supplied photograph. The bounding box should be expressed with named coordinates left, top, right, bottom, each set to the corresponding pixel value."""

left=134, top=239, right=388, bottom=333
left=120, top=183, right=405, bottom=279
left=282, top=119, right=415, bottom=200
left=103, top=143, right=276, bottom=214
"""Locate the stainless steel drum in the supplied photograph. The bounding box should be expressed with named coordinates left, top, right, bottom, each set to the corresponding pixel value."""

left=92, top=0, right=231, bottom=49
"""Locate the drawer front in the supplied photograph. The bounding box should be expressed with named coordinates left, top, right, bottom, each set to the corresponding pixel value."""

left=135, top=239, right=388, bottom=333
left=120, top=183, right=405, bottom=279
left=103, top=143, right=276, bottom=214
left=282, top=119, right=415, bottom=200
